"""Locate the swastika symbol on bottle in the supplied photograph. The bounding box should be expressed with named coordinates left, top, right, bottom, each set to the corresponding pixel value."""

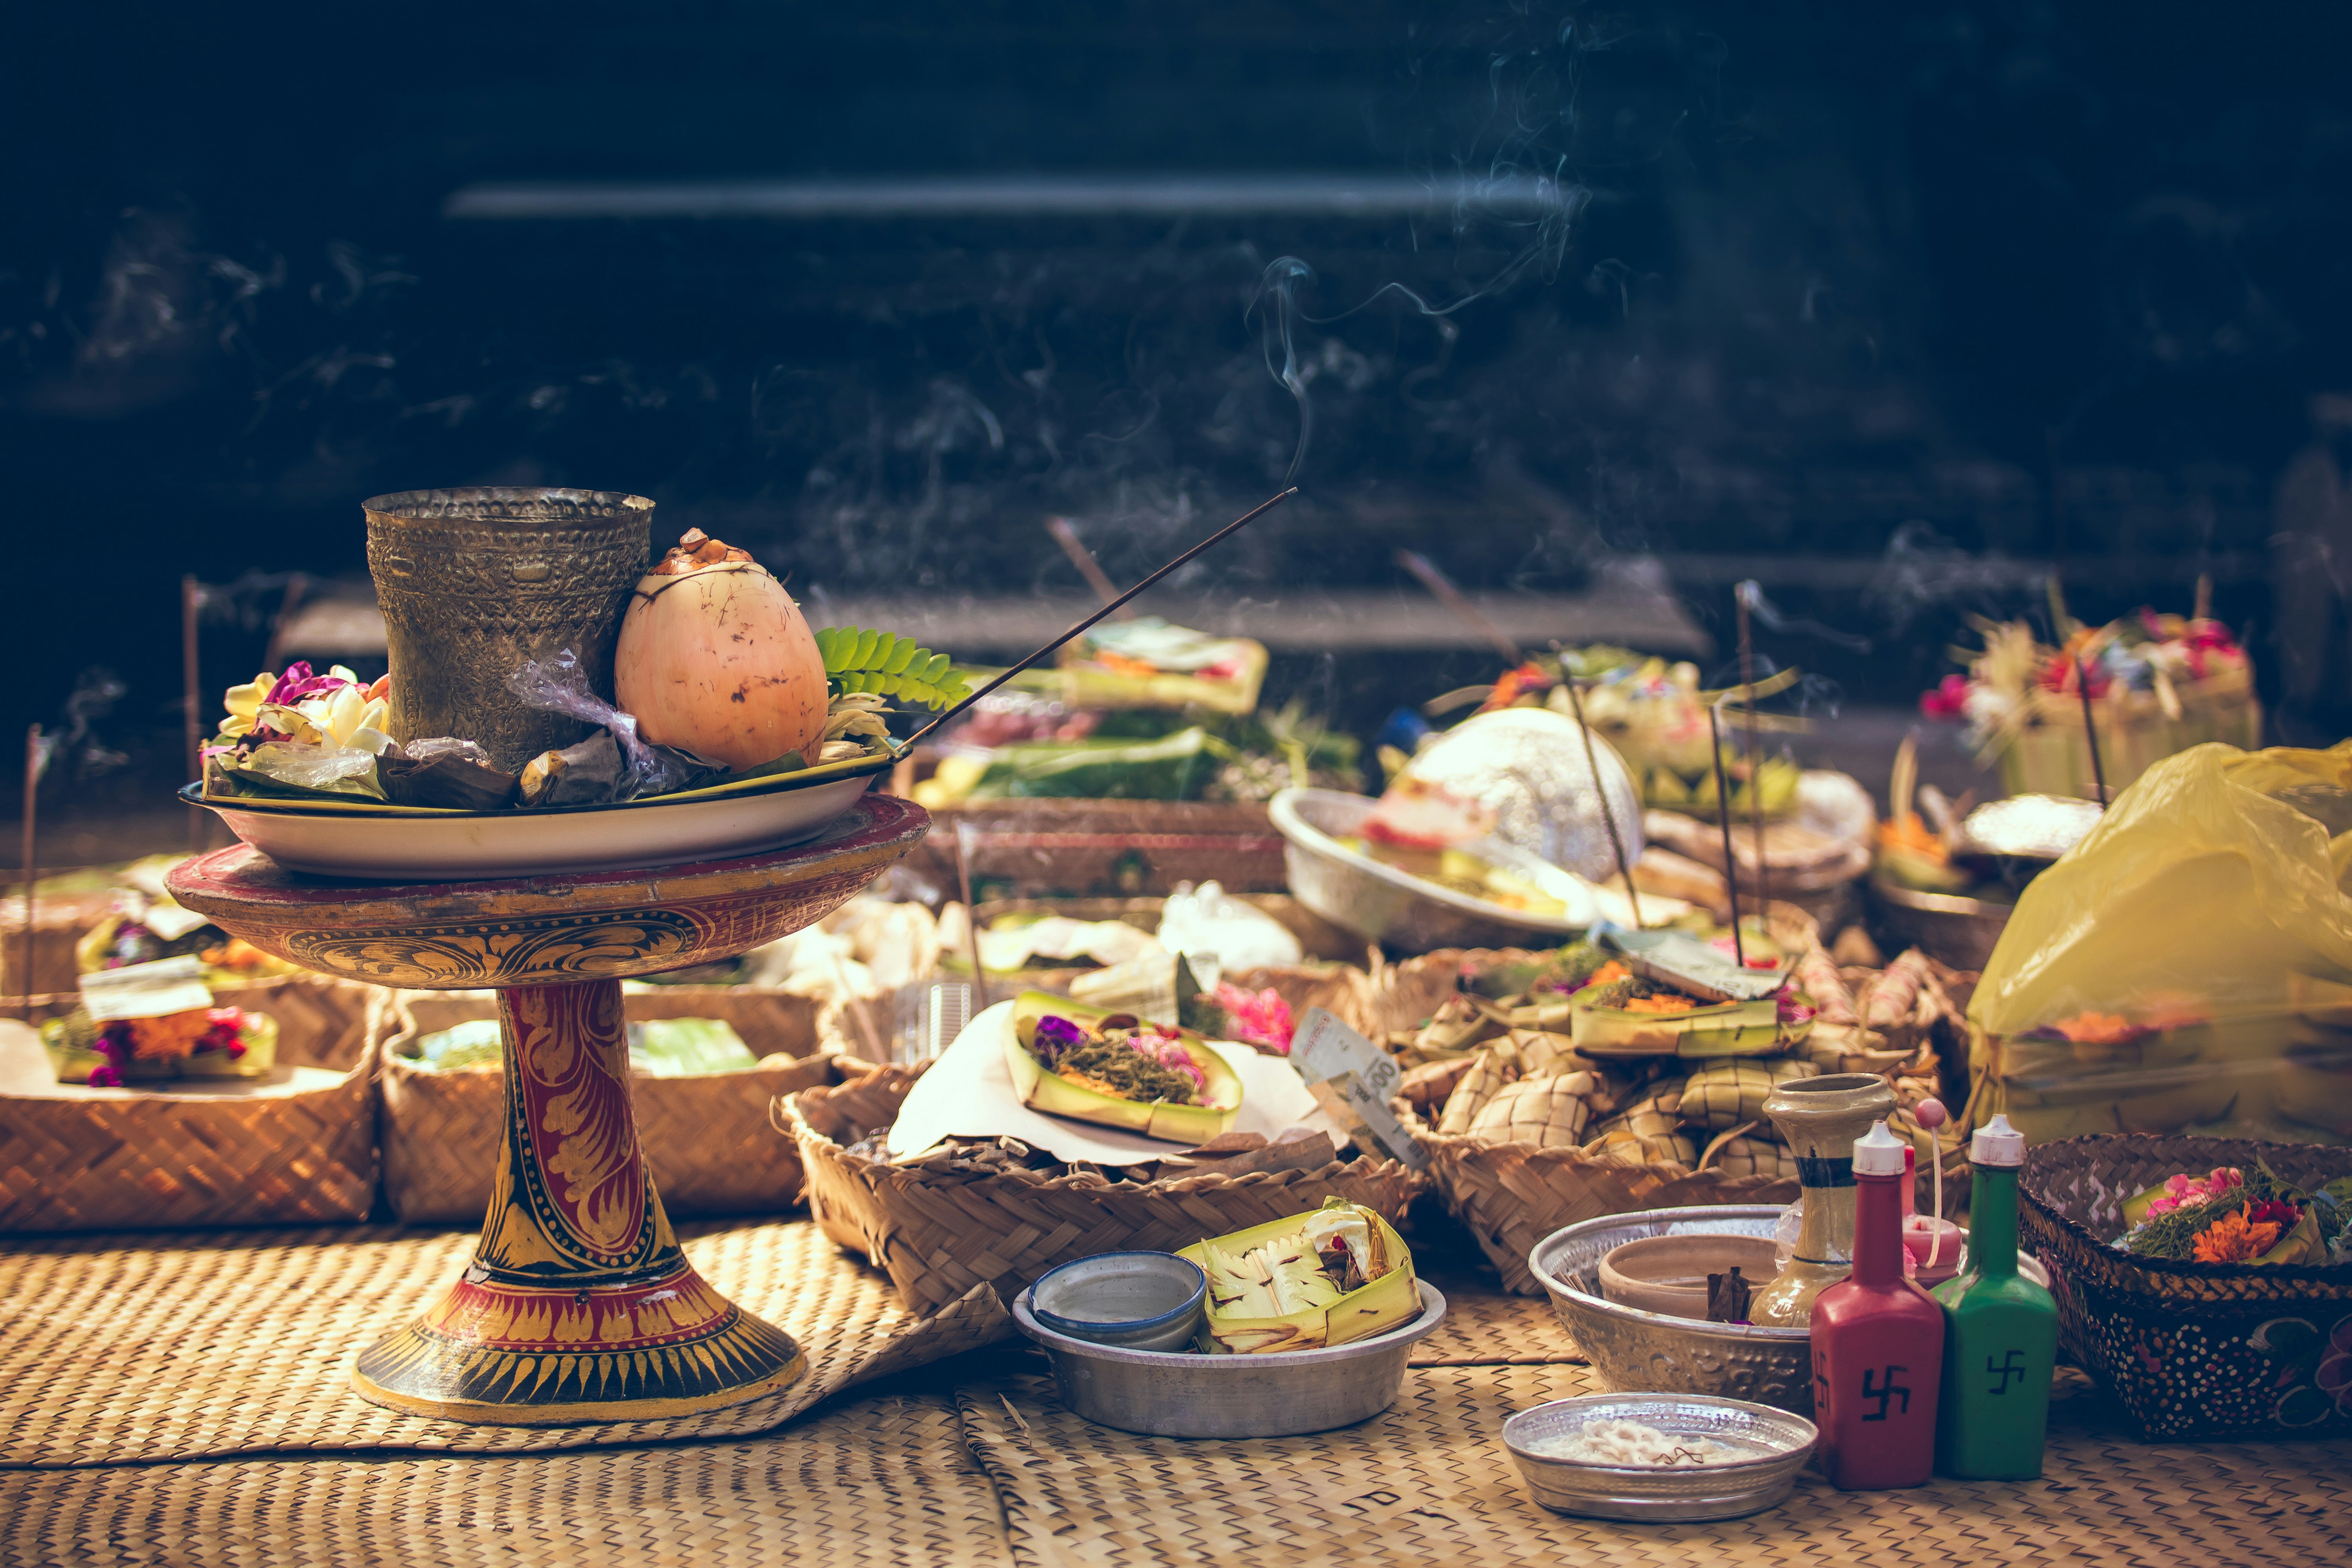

left=1985, top=1348, right=2027, bottom=1396
left=1859, top=1366, right=1910, bottom=1421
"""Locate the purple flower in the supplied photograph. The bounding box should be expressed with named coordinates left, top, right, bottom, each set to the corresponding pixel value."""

left=86, top=1064, right=123, bottom=1088
left=269, top=661, right=353, bottom=706
left=1033, top=1014, right=1087, bottom=1064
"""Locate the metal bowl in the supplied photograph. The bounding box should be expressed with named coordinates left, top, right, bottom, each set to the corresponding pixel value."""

left=1031, top=1251, right=1207, bottom=1352
left=1269, top=787, right=1595, bottom=953
left=1502, top=1393, right=1818, bottom=1522
left=1866, top=876, right=2015, bottom=972
left=1529, top=1207, right=1814, bottom=1416
left=1011, top=1278, right=1448, bottom=1438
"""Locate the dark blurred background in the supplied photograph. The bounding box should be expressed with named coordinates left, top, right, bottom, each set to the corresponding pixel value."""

left=8, top=0, right=2352, bottom=850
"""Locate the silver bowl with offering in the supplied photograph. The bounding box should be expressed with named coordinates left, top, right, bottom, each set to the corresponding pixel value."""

left=1529, top=1206, right=1814, bottom=1416
left=183, top=754, right=893, bottom=882
left=1502, top=1392, right=1818, bottom=1522
left=1269, top=787, right=1596, bottom=953
left=1011, top=1278, right=1448, bottom=1438
left=1401, top=706, right=1645, bottom=884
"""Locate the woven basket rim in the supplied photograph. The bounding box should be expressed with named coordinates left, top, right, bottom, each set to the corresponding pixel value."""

left=2021, top=1133, right=2352, bottom=1283
left=781, top=1085, right=1419, bottom=1192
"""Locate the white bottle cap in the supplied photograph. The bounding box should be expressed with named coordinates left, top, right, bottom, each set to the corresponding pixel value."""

left=1971, top=1113, right=2027, bottom=1168
left=1852, top=1120, right=1908, bottom=1176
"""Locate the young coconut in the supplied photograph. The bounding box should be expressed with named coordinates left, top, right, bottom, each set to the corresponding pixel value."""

left=615, top=530, right=828, bottom=771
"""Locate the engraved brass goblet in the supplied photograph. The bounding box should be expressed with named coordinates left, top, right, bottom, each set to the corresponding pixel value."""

left=167, top=797, right=929, bottom=1425
left=364, top=487, right=653, bottom=773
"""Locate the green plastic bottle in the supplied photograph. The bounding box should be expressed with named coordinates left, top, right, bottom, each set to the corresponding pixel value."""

left=1932, top=1114, right=2057, bottom=1479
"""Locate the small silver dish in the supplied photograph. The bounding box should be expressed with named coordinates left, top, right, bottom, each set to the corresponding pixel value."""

left=1030, top=1251, right=1207, bottom=1353
left=1012, top=1279, right=1448, bottom=1438
left=1503, top=1393, right=1818, bottom=1522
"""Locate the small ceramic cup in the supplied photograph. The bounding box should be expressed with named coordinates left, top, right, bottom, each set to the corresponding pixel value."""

left=1030, top=1252, right=1208, bottom=1352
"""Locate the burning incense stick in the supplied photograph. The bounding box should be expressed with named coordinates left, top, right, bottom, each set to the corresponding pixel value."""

left=2077, top=652, right=2110, bottom=806
left=1560, top=675, right=1643, bottom=928
left=1045, top=517, right=1131, bottom=614
left=1735, top=584, right=1770, bottom=911
left=1707, top=704, right=1746, bottom=967
left=18, top=724, right=38, bottom=1016
left=181, top=576, right=204, bottom=853
left=955, top=821, right=989, bottom=1014
left=900, top=488, right=1298, bottom=753
left=1392, top=549, right=1523, bottom=664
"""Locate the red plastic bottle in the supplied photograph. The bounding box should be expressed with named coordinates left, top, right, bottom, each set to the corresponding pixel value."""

left=1810, top=1120, right=1945, bottom=1489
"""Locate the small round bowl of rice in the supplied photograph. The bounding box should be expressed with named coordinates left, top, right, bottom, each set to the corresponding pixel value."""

left=1501, top=1393, right=1818, bottom=1522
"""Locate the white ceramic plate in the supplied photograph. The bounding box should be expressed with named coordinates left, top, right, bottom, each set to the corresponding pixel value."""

left=183, top=758, right=891, bottom=881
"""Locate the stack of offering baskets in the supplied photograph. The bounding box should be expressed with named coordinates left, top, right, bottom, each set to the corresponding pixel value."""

left=1393, top=911, right=1962, bottom=1293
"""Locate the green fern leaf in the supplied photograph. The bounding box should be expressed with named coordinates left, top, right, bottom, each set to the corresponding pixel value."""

left=816, top=627, right=973, bottom=710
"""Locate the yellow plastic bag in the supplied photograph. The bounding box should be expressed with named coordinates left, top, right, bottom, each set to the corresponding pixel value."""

left=1968, top=743, right=2352, bottom=1145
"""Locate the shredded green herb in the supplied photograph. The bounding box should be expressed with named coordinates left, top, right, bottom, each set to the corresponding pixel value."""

left=1053, top=1033, right=1200, bottom=1105
left=1583, top=976, right=1692, bottom=1010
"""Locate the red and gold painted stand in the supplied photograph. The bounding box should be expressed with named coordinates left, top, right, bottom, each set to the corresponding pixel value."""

left=169, top=795, right=929, bottom=1426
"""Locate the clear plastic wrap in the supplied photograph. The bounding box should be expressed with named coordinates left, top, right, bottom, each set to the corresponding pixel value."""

left=1968, top=743, right=2352, bottom=1145
left=506, top=650, right=720, bottom=802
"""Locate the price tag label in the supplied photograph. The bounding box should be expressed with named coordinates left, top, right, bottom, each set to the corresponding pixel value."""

left=1287, top=1008, right=1426, bottom=1170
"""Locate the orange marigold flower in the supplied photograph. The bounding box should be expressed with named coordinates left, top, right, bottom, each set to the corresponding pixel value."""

left=123, top=1011, right=214, bottom=1062
left=2191, top=1205, right=2284, bottom=1264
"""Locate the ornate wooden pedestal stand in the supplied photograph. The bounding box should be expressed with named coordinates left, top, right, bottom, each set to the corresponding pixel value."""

left=167, top=795, right=929, bottom=1425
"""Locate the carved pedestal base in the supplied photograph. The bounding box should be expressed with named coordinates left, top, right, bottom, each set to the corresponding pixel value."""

left=352, top=980, right=806, bottom=1424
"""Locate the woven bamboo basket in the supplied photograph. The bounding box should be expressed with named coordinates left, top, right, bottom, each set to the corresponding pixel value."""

left=372, top=986, right=832, bottom=1224
left=2019, top=1133, right=2352, bottom=1440
left=0, top=889, right=118, bottom=998
left=0, top=975, right=382, bottom=1232
left=1392, top=1098, right=1800, bottom=1295
left=901, top=797, right=1289, bottom=898
left=784, top=1062, right=1425, bottom=1316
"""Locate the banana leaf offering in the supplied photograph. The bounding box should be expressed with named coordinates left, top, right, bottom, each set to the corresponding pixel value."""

left=1180, top=1200, right=1418, bottom=1354
left=1570, top=926, right=1808, bottom=1058
left=1007, top=990, right=1243, bottom=1143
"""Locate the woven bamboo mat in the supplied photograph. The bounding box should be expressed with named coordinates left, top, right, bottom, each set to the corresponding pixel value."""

left=1406, top=1279, right=1581, bottom=1366
left=0, top=1219, right=1011, bottom=1467
left=954, top=1361, right=2352, bottom=1568
left=0, top=1390, right=1011, bottom=1568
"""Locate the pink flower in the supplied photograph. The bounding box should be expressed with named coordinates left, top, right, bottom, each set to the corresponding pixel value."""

left=1212, top=982, right=1295, bottom=1052
left=2146, top=1166, right=2242, bottom=1217
left=1919, top=674, right=1970, bottom=720
left=1142, top=1038, right=1207, bottom=1093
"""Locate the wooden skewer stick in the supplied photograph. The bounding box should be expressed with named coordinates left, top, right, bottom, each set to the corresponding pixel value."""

left=2078, top=652, right=2111, bottom=806
left=1045, top=517, right=1131, bottom=614
left=826, top=945, right=890, bottom=1063
left=18, top=724, right=38, bottom=1017
left=1708, top=704, right=1746, bottom=968
left=1560, top=675, right=1644, bottom=928
left=1392, top=549, right=1523, bottom=665
left=899, top=488, right=1298, bottom=754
